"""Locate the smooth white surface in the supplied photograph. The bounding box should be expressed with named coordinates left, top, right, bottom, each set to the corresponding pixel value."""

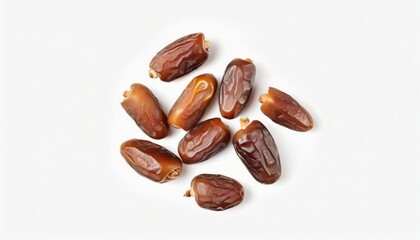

left=1, top=0, right=420, bottom=239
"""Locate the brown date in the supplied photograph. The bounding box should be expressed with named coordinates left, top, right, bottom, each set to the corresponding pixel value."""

left=219, top=58, right=256, bottom=119
left=259, top=87, right=313, bottom=132
left=232, top=117, right=281, bottom=184
left=121, top=83, right=169, bottom=139
left=168, top=73, right=217, bottom=131
left=149, top=33, right=210, bottom=82
left=184, top=174, right=244, bottom=211
left=120, top=139, right=183, bottom=183
left=178, top=118, right=230, bottom=164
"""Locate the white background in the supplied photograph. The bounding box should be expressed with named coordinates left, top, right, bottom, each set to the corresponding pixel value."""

left=1, top=0, right=420, bottom=239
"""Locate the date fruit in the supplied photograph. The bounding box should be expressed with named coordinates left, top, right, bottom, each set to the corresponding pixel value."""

left=120, top=139, right=183, bottom=183
left=219, top=58, right=256, bottom=119
left=178, top=118, right=230, bottom=164
left=121, top=83, right=169, bottom=139
left=149, top=33, right=210, bottom=82
left=259, top=87, right=313, bottom=132
left=184, top=174, right=244, bottom=211
left=168, top=73, right=217, bottom=131
left=232, top=117, right=281, bottom=184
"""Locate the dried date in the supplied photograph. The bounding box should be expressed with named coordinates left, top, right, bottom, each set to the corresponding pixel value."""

left=219, top=58, right=256, bottom=119
left=121, top=83, right=169, bottom=139
left=184, top=174, right=244, bottom=211
left=120, top=139, right=183, bottom=183
left=149, top=33, right=210, bottom=82
left=232, top=117, right=281, bottom=184
left=178, top=118, right=230, bottom=164
left=259, top=87, right=313, bottom=132
left=168, top=73, right=217, bottom=131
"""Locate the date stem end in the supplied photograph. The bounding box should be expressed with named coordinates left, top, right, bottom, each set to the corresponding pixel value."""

left=203, top=40, right=211, bottom=50
left=258, top=93, right=268, bottom=103
left=149, top=69, right=158, bottom=78
left=240, top=117, right=250, bottom=129
left=167, top=169, right=181, bottom=180
left=184, top=188, right=195, bottom=197
left=122, top=90, right=131, bottom=98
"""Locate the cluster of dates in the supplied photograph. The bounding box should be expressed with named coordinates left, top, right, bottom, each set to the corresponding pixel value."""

left=120, top=33, right=314, bottom=211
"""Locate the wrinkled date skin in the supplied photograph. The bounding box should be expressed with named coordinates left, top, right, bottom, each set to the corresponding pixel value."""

left=259, top=87, right=314, bottom=132
left=120, top=139, right=183, bottom=183
left=149, top=33, right=210, bottom=82
left=232, top=118, right=281, bottom=184
left=219, top=58, right=256, bottom=119
left=184, top=174, right=244, bottom=211
left=121, top=83, right=169, bottom=139
left=168, top=73, right=217, bottom=131
left=178, top=118, right=230, bottom=164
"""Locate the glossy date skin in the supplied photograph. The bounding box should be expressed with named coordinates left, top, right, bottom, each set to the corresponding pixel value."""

left=219, top=58, right=256, bottom=119
left=178, top=118, right=230, bottom=164
left=259, top=87, right=313, bottom=132
left=184, top=174, right=244, bottom=211
left=120, top=139, right=183, bottom=183
left=121, top=83, right=169, bottom=139
left=149, top=33, right=210, bottom=82
left=232, top=118, right=281, bottom=184
left=168, top=73, right=217, bottom=131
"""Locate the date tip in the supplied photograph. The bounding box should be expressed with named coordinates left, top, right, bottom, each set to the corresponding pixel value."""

left=258, top=93, right=268, bottom=103
left=149, top=69, right=158, bottom=78
left=240, top=117, right=250, bottom=129
left=184, top=188, right=195, bottom=197
left=167, top=169, right=181, bottom=180
left=203, top=40, right=211, bottom=50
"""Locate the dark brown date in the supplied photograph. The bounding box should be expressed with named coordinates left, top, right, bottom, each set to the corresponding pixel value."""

left=219, top=58, right=256, bottom=119
left=121, top=83, right=169, bottom=139
left=184, top=174, right=244, bottom=211
left=178, top=118, right=230, bottom=164
left=168, top=73, right=217, bottom=131
left=120, top=139, right=183, bottom=183
left=259, top=87, right=313, bottom=132
left=149, top=33, right=210, bottom=82
left=232, top=117, right=281, bottom=184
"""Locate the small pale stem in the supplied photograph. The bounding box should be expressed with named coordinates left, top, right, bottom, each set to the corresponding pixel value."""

left=240, top=117, right=250, bottom=129
left=167, top=169, right=180, bottom=180
left=204, top=40, right=211, bottom=50
left=149, top=69, right=158, bottom=78
left=184, top=187, right=195, bottom=197
left=258, top=93, right=268, bottom=103
left=244, top=58, right=253, bottom=63
left=123, top=89, right=132, bottom=98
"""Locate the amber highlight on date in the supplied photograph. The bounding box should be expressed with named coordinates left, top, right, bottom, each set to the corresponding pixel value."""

left=184, top=174, right=244, bottom=211
left=120, top=139, right=183, bottom=183
left=232, top=117, right=281, bottom=184
left=178, top=118, right=230, bottom=164
left=219, top=58, right=256, bottom=119
left=121, top=83, right=169, bottom=139
left=149, top=33, right=210, bottom=82
left=259, top=87, right=313, bottom=132
left=168, top=73, right=217, bottom=131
